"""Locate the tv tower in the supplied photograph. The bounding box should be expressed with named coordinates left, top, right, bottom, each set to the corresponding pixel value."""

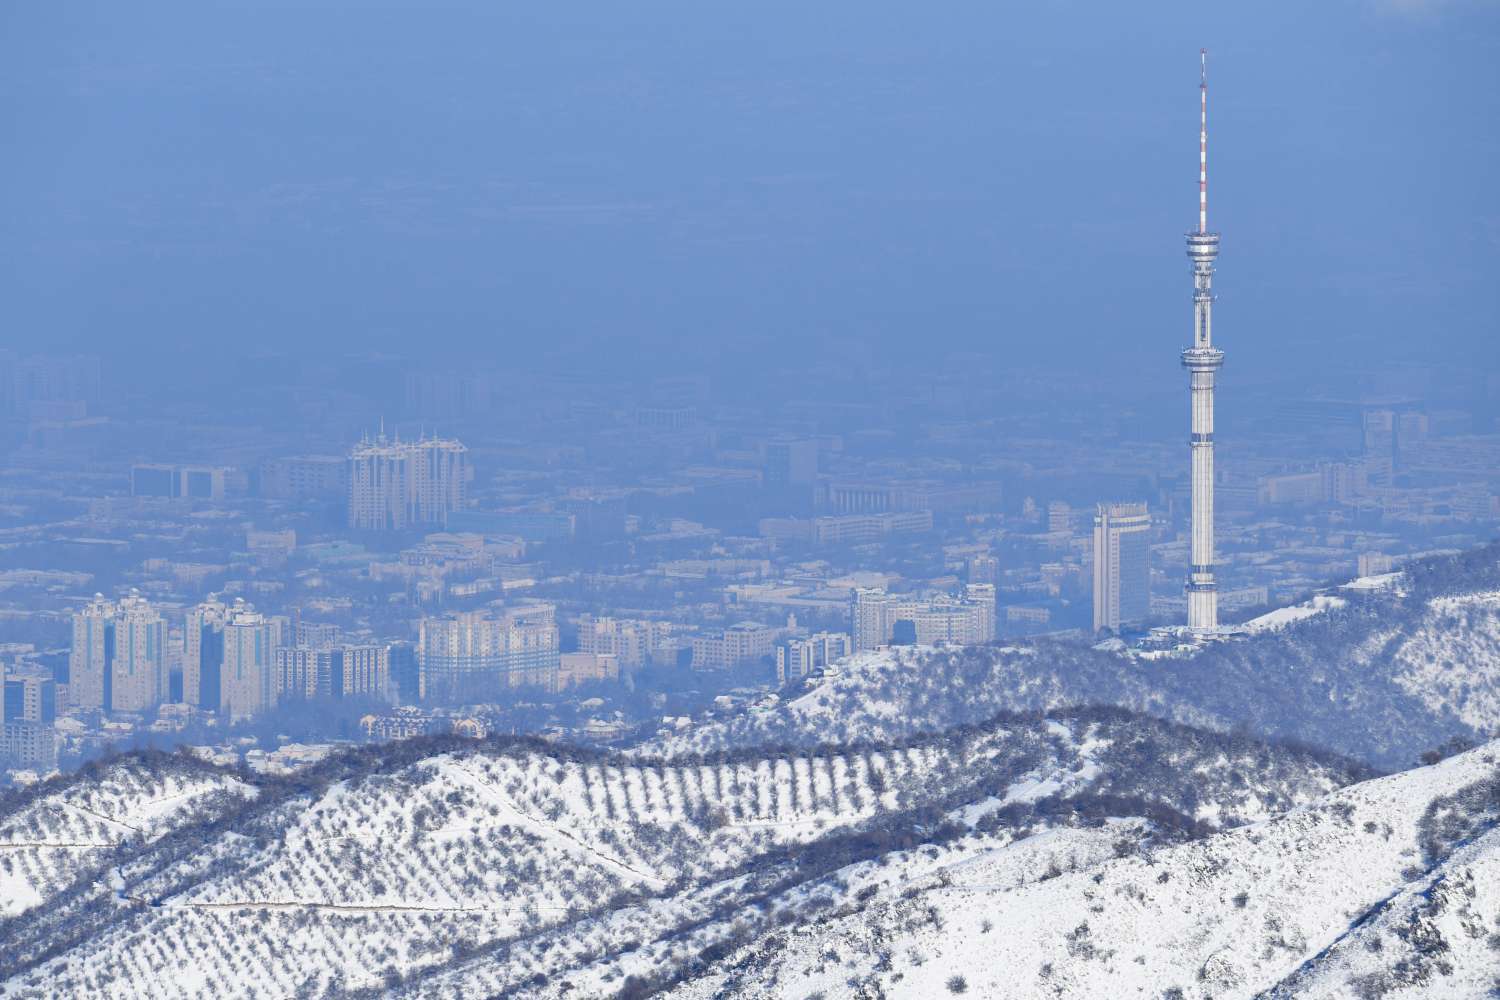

left=1183, top=48, right=1223, bottom=633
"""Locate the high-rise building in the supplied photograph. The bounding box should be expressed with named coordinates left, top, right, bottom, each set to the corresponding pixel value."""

left=348, top=433, right=469, bottom=531
left=294, top=621, right=341, bottom=650
left=275, top=646, right=323, bottom=701
left=329, top=645, right=390, bottom=699
left=276, top=644, right=391, bottom=702
left=69, top=595, right=115, bottom=712
left=184, top=596, right=232, bottom=710
left=1182, top=50, right=1224, bottom=633
left=4, top=669, right=56, bottom=724
left=3, top=665, right=59, bottom=771
left=386, top=640, right=419, bottom=704
left=851, top=585, right=996, bottom=651
left=1092, top=503, right=1153, bottom=634
left=129, top=465, right=231, bottom=500
left=67, top=593, right=168, bottom=715
left=221, top=607, right=282, bottom=720
left=418, top=606, right=560, bottom=704
left=111, top=593, right=166, bottom=713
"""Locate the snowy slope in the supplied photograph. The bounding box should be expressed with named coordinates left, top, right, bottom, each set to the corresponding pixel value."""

left=656, top=742, right=1500, bottom=1000
left=656, top=546, right=1500, bottom=769
left=0, top=754, right=254, bottom=919
left=0, top=713, right=1362, bottom=999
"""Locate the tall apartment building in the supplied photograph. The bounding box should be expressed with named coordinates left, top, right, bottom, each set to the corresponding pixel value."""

left=184, top=596, right=231, bottom=710
left=348, top=433, right=469, bottom=531
left=851, top=585, right=997, bottom=651
left=4, top=670, right=56, bottom=724
left=1, top=667, right=57, bottom=770
left=1092, top=502, right=1152, bottom=634
left=1047, top=501, right=1074, bottom=535
left=275, top=646, right=323, bottom=701
left=822, top=481, right=1002, bottom=516
left=293, top=621, right=341, bottom=650
left=221, top=607, right=283, bottom=720
left=69, top=595, right=115, bottom=711
left=331, top=645, right=389, bottom=698
left=276, top=644, right=390, bottom=702
left=776, top=632, right=852, bottom=683
left=0, top=351, right=100, bottom=417
left=111, top=593, right=166, bottom=713
left=419, top=605, right=560, bottom=704
left=67, top=592, right=167, bottom=714
left=690, top=622, right=778, bottom=671
left=576, top=615, right=679, bottom=669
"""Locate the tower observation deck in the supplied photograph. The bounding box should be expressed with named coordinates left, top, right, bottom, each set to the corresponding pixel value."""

left=1183, top=49, right=1223, bottom=633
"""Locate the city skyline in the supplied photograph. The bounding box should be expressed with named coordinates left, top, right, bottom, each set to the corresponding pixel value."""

left=1, top=12, right=1497, bottom=995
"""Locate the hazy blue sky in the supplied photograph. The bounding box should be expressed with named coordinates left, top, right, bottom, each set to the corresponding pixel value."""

left=1, top=1, right=1496, bottom=381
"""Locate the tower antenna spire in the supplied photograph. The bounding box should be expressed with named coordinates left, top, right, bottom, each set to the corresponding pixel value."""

left=1199, top=48, right=1208, bottom=234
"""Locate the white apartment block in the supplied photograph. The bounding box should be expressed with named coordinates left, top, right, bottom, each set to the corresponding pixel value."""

left=419, top=606, right=560, bottom=703
left=691, top=622, right=777, bottom=671
left=852, top=584, right=997, bottom=651
left=111, top=593, right=166, bottom=713
left=576, top=615, right=679, bottom=669
left=348, top=434, right=469, bottom=531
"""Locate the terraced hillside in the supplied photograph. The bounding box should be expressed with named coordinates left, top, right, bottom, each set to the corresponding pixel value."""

left=0, top=753, right=255, bottom=919
left=0, top=709, right=1362, bottom=998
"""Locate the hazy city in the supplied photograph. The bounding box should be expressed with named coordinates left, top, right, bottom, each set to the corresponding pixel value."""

left=1, top=3, right=1497, bottom=999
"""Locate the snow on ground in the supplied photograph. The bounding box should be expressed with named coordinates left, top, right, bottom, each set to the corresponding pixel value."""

left=1342, top=571, right=1405, bottom=592
left=1390, top=590, right=1500, bottom=731
left=0, top=761, right=254, bottom=918
left=1242, top=593, right=1349, bottom=633
left=659, top=742, right=1500, bottom=1000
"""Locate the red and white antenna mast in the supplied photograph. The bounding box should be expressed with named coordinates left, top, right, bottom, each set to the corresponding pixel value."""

left=1199, top=48, right=1208, bottom=234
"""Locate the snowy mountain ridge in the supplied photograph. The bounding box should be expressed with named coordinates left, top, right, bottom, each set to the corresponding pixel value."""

left=1, top=545, right=1498, bottom=998
left=662, top=544, right=1500, bottom=770
left=0, top=710, right=1370, bottom=998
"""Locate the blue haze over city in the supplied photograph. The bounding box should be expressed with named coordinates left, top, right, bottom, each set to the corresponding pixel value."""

left=7, top=3, right=1500, bottom=997
left=0, top=0, right=1498, bottom=870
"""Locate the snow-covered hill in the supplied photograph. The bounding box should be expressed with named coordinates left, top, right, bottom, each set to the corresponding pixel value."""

left=0, top=753, right=255, bottom=919
left=663, top=545, right=1500, bottom=770
left=3, top=546, right=1497, bottom=998
left=0, top=713, right=1366, bottom=999
left=656, top=741, right=1500, bottom=1000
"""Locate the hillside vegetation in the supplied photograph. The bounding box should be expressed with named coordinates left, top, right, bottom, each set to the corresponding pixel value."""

left=0, top=710, right=1362, bottom=999
left=663, top=545, right=1500, bottom=770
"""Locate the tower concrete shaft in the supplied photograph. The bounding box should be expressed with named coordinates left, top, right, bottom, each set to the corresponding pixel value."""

left=1182, top=49, right=1223, bottom=632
